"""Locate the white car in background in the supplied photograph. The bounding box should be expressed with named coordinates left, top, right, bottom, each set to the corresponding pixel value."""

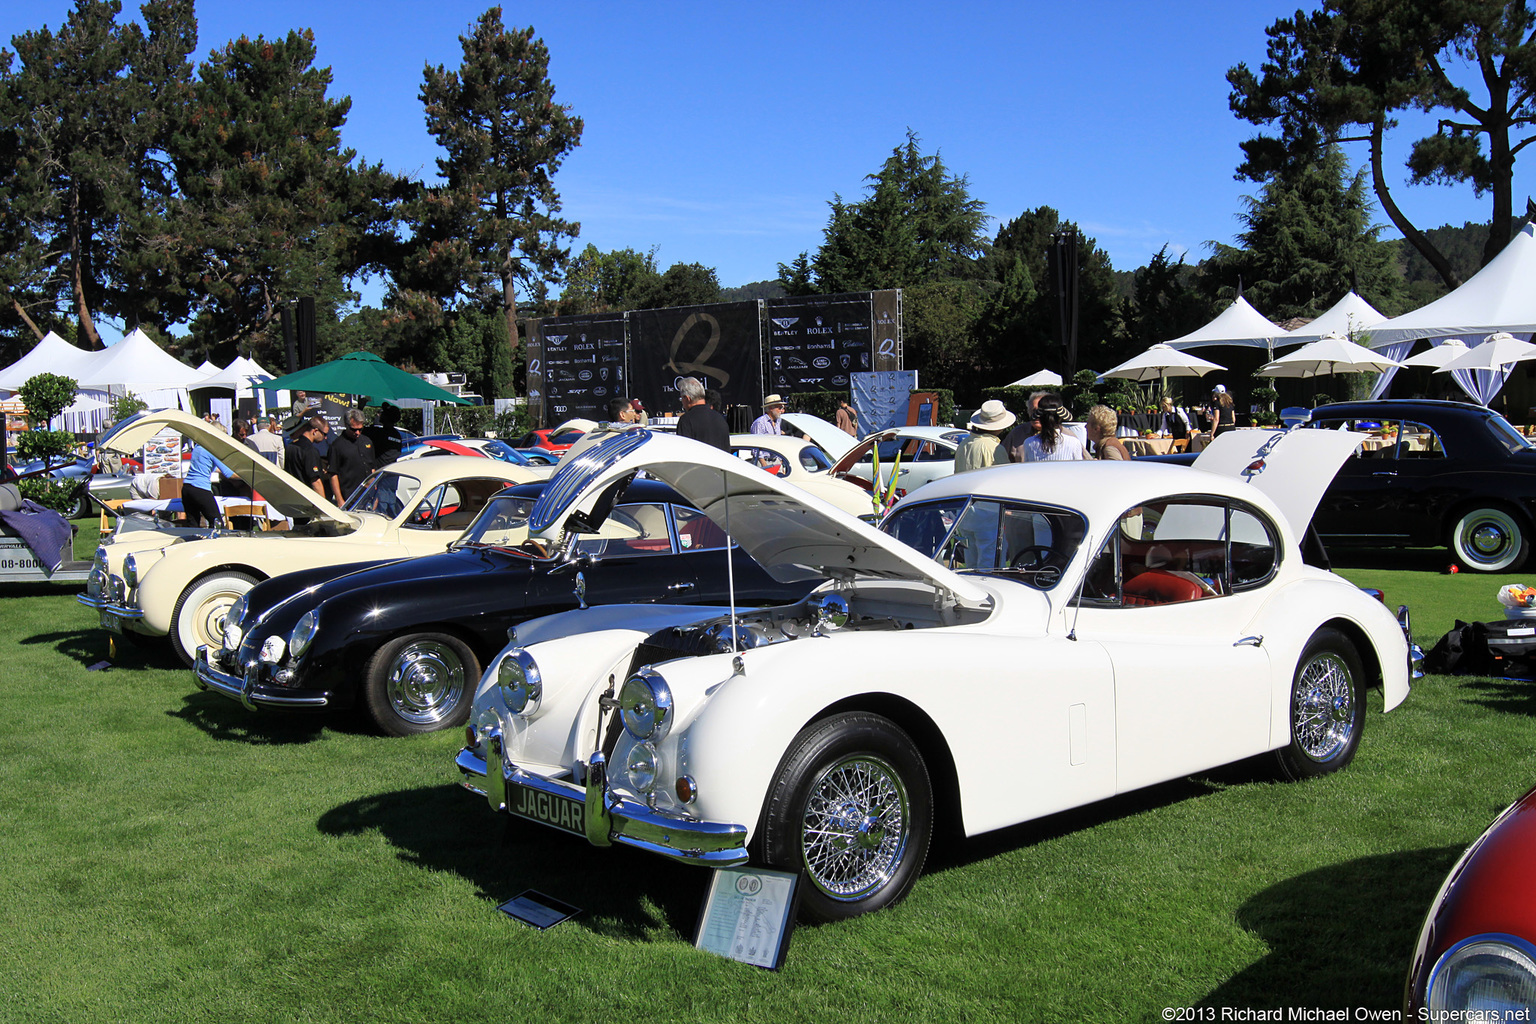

left=79, top=410, right=540, bottom=664
left=455, top=428, right=1413, bottom=922
left=727, top=433, right=878, bottom=520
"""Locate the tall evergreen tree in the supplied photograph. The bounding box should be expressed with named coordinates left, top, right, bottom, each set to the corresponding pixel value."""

left=0, top=0, right=196, bottom=346
left=777, top=130, right=987, bottom=294
left=170, top=29, right=400, bottom=363
left=1123, top=246, right=1212, bottom=350
left=1200, top=146, right=1404, bottom=321
left=417, top=9, right=583, bottom=366
left=558, top=244, right=660, bottom=314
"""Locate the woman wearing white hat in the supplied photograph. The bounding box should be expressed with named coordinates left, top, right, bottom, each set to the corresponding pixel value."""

left=954, top=400, right=1016, bottom=472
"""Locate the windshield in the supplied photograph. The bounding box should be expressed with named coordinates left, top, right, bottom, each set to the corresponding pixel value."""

left=854, top=433, right=963, bottom=464
left=480, top=440, right=533, bottom=465
left=882, top=497, right=1087, bottom=590
left=457, top=493, right=537, bottom=549
left=345, top=471, right=422, bottom=519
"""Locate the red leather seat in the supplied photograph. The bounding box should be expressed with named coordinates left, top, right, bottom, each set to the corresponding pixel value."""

left=1123, top=570, right=1203, bottom=607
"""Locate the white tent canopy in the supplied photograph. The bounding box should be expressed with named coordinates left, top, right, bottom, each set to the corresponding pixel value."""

left=0, top=331, right=98, bottom=393
left=1006, top=369, right=1063, bottom=388
left=1279, top=291, right=1388, bottom=347
left=75, top=327, right=204, bottom=411
left=1370, top=221, right=1536, bottom=346
left=1164, top=296, right=1285, bottom=351
left=191, top=355, right=281, bottom=414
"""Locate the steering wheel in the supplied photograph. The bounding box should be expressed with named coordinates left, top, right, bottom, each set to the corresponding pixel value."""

left=1009, top=545, right=1062, bottom=571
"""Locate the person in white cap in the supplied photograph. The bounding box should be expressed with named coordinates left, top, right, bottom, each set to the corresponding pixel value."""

left=954, top=400, right=1016, bottom=472
left=1203, top=384, right=1236, bottom=437
left=751, top=394, right=787, bottom=435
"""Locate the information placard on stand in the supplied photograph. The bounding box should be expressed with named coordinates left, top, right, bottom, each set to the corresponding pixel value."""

left=694, top=866, right=799, bottom=970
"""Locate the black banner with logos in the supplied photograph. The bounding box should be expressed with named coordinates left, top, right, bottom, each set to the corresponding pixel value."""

left=764, top=293, right=874, bottom=395
left=628, top=301, right=762, bottom=415
left=531, top=313, right=627, bottom=423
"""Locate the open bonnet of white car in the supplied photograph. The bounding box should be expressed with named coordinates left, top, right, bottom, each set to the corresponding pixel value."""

left=525, top=427, right=1363, bottom=613
left=100, top=409, right=354, bottom=524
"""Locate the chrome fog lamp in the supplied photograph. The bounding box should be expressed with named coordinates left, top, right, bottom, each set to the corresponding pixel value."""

left=259, top=635, right=287, bottom=664
left=627, top=742, right=658, bottom=794
left=497, top=650, right=543, bottom=715
left=123, top=554, right=139, bottom=588
left=809, top=592, right=850, bottom=632
left=1428, top=935, right=1536, bottom=1012
left=289, top=610, right=319, bottom=660
left=108, top=575, right=126, bottom=604
left=619, top=669, right=673, bottom=742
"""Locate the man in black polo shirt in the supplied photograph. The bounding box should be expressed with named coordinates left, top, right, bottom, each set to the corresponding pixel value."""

left=327, top=408, right=378, bottom=503
left=284, top=416, right=329, bottom=499
left=363, top=402, right=405, bottom=465
left=676, top=376, right=729, bottom=451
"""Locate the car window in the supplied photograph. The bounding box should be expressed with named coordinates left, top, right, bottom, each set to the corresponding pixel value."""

left=1485, top=414, right=1532, bottom=453
left=1312, top=417, right=1446, bottom=460
left=346, top=471, right=421, bottom=519
left=673, top=506, right=730, bottom=551
left=459, top=493, right=535, bottom=549
left=797, top=446, right=833, bottom=472
left=734, top=445, right=792, bottom=478
left=883, top=497, right=1085, bottom=590
left=404, top=478, right=508, bottom=531
left=575, top=502, right=675, bottom=557
left=1080, top=498, right=1279, bottom=607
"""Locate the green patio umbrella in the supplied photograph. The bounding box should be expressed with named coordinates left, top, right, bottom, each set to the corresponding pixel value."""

left=253, top=352, right=473, bottom=406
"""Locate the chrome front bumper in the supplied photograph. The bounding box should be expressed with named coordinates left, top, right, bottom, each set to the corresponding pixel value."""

left=456, top=738, right=749, bottom=867
left=194, top=645, right=330, bottom=712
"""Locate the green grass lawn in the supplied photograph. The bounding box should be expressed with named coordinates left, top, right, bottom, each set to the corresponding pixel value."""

left=2, top=551, right=1534, bottom=1022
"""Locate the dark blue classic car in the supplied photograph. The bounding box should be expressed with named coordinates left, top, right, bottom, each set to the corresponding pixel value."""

left=193, top=479, right=818, bottom=734
left=1299, top=400, right=1536, bottom=572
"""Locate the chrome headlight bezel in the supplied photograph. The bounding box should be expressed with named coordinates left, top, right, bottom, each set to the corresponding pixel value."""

left=123, top=553, right=139, bottom=588
left=289, top=610, right=319, bottom=660
left=497, top=649, right=543, bottom=716
left=619, top=668, right=674, bottom=742
left=626, top=741, right=658, bottom=794
left=1427, top=934, right=1536, bottom=1012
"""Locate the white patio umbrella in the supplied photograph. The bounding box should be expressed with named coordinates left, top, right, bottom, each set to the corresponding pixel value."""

left=1431, top=333, right=1536, bottom=406
left=1100, top=344, right=1226, bottom=383
left=1006, top=369, right=1063, bottom=388
left=1258, top=333, right=1405, bottom=377
left=1399, top=338, right=1469, bottom=368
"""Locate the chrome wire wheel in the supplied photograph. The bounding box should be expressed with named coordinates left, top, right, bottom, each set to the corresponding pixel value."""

left=1292, top=651, right=1354, bottom=763
left=385, top=640, right=467, bottom=727
left=800, top=754, right=910, bottom=901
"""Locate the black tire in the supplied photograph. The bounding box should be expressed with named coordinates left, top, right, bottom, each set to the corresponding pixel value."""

left=752, top=712, right=932, bottom=922
left=1449, top=505, right=1529, bottom=572
left=66, top=487, right=90, bottom=520
left=363, top=633, right=478, bottom=737
left=1274, top=628, right=1366, bottom=781
left=171, top=571, right=258, bottom=668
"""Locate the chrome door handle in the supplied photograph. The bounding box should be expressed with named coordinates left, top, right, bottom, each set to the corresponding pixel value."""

left=667, top=582, right=695, bottom=592
left=1234, top=635, right=1263, bottom=647
left=1371, top=470, right=1397, bottom=476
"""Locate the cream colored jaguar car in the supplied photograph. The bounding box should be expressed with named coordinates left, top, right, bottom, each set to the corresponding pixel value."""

left=79, top=410, right=538, bottom=665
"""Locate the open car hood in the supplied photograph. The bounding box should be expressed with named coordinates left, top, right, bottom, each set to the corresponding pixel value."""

left=1191, top=427, right=1365, bottom=539
left=782, top=412, right=859, bottom=460
left=99, top=409, right=352, bottom=524
left=527, top=430, right=991, bottom=609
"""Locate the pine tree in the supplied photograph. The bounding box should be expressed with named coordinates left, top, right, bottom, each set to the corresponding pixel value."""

left=418, top=9, right=583, bottom=367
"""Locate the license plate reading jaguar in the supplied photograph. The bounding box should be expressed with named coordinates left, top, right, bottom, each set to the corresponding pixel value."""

left=508, top=785, right=586, bottom=837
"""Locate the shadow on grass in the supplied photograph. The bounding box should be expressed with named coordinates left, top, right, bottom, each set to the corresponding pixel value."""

left=18, top=625, right=128, bottom=667
left=166, top=690, right=372, bottom=745
left=1327, top=546, right=1450, bottom=572
left=1197, top=846, right=1462, bottom=1009
left=927, top=769, right=1240, bottom=876
left=1456, top=674, right=1536, bottom=717
left=317, top=785, right=708, bottom=941
left=0, top=581, right=87, bottom=598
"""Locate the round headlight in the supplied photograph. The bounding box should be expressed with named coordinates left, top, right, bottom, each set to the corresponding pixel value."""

left=627, top=742, right=658, bottom=794
left=289, top=610, right=319, bottom=660
left=497, top=650, right=542, bottom=716
left=123, top=554, right=139, bottom=588
left=619, top=669, right=673, bottom=742
left=1428, top=935, right=1536, bottom=1012
left=227, top=595, right=248, bottom=629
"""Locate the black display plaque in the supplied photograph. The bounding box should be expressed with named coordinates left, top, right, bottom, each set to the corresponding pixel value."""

left=764, top=293, right=874, bottom=395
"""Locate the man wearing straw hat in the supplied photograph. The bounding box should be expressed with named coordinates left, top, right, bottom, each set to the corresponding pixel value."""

left=751, top=394, right=787, bottom=435
left=954, top=400, right=1016, bottom=473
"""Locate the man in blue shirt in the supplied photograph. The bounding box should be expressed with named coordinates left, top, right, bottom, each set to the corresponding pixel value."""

left=183, top=444, right=237, bottom=528
left=750, top=394, right=786, bottom=435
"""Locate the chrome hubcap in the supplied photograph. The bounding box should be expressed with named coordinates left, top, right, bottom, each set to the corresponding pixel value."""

left=800, top=755, right=908, bottom=900
left=386, top=641, right=465, bottom=726
left=1471, top=523, right=1508, bottom=556
left=1294, top=653, right=1354, bottom=762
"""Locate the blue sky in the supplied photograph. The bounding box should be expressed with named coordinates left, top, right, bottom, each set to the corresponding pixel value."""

left=6, top=0, right=1529, bottom=338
